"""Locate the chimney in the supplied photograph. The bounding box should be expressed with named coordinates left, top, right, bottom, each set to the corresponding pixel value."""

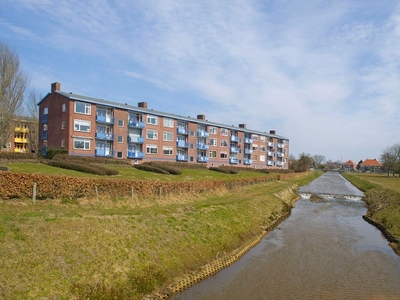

left=239, top=124, right=246, bottom=129
left=197, top=114, right=206, bottom=120
left=269, top=130, right=276, bottom=135
left=138, top=102, right=148, bottom=109
left=51, top=82, right=61, bottom=93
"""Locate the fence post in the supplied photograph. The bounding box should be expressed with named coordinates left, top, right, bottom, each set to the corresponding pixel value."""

left=131, top=186, right=134, bottom=202
left=32, top=182, right=37, bottom=202
left=95, top=186, right=99, bottom=201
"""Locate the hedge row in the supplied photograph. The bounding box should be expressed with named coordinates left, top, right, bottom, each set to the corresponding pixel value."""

left=209, top=167, right=238, bottom=174
left=0, top=152, right=36, bottom=160
left=45, top=161, right=119, bottom=176
left=52, top=154, right=131, bottom=166
left=143, top=161, right=207, bottom=170
left=138, top=163, right=182, bottom=175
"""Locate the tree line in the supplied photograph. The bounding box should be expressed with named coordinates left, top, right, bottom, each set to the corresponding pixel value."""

left=380, top=142, right=400, bottom=176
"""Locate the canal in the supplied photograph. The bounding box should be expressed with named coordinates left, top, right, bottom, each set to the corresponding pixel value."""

left=173, top=172, right=400, bottom=300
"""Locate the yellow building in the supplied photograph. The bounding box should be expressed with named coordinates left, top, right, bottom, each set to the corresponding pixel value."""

left=1, top=118, right=38, bottom=154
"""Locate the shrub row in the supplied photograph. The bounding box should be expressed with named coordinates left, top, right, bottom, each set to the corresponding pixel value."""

left=134, top=163, right=182, bottom=175
left=52, top=154, right=131, bottom=166
left=209, top=167, right=238, bottom=174
left=143, top=161, right=207, bottom=170
left=45, top=161, right=119, bottom=176
left=0, top=152, right=36, bottom=160
left=44, top=149, right=69, bottom=159
left=0, top=165, right=9, bottom=171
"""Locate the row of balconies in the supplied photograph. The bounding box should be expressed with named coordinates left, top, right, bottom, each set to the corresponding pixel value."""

left=15, top=127, right=29, bottom=133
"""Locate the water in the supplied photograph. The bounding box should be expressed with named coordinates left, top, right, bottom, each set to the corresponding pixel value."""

left=174, top=172, right=400, bottom=300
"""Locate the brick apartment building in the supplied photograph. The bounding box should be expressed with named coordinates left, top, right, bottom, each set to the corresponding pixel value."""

left=1, top=117, right=38, bottom=154
left=37, top=82, right=289, bottom=168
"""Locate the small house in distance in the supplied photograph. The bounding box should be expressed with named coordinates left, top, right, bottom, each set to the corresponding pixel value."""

left=343, top=160, right=356, bottom=172
left=359, top=159, right=382, bottom=173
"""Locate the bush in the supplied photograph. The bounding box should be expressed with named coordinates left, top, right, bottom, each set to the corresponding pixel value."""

left=0, top=152, right=36, bottom=160
left=209, top=167, right=237, bottom=174
left=52, top=154, right=131, bottom=166
left=0, top=165, right=9, bottom=171
left=134, top=164, right=169, bottom=174
left=45, top=149, right=69, bottom=160
left=45, top=161, right=119, bottom=176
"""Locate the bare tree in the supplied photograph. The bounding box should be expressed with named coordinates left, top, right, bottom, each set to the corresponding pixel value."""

left=0, top=42, right=29, bottom=149
left=22, top=89, right=41, bottom=155
left=312, top=154, right=326, bottom=167
left=381, top=143, right=400, bottom=176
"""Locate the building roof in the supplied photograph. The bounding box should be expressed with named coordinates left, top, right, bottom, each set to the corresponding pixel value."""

left=360, top=159, right=382, bottom=167
left=39, top=89, right=289, bottom=140
left=343, top=160, right=356, bottom=166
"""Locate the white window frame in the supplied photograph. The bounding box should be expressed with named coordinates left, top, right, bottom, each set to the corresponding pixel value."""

left=209, top=138, right=217, bottom=146
left=163, top=146, right=173, bottom=155
left=74, top=119, right=91, bottom=132
left=146, top=144, right=158, bottom=154
left=260, top=136, right=266, bottom=142
left=117, top=136, right=123, bottom=143
left=260, top=155, right=266, bottom=162
left=163, top=118, right=174, bottom=128
left=61, top=103, right=66, bottom=112
left=61, top=139, right=65, bottom=148
left=209, top=150, right=217, bottom=158
left=43, top=107, right=48, bottom=114
left=146, top=129, right=158, bottom=140
left=220, top=152, right=228, bottom=159
left=117, top=119, right=124, bottom=127
left=221, top=128, right=228, bottom=136
left=73, top=138, right=90, bottom=150
left=252, top=144, right=258, bottom=151
left=61, top=121, right=65, bottom=130
left=146, top=115, right=158, bottom=125
left=74, top=101, right=91, bottom=115
left=209, top=127, right=217, bottom=135
left=220, top=139, right=228, bottom=147
left=163, top=131, right=174, bottom=142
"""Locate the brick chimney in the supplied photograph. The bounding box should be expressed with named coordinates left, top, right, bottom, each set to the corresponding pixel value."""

left=270, top=130, right=276, bottom=135
left=138, top=102, right=148, bottom=109
left=51, top=82, right=61, bottom=93
left=239, top=124, right=246, bottom=129
left=197, top=114, right=206, bottom=120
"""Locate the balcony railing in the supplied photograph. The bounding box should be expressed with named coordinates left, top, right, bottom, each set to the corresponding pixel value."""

left=244, top=137, right=253, bottom=144
left=15, top=127, right=29, bottom=133
left=177, top=127, right=189, bottom=135
left=229, top=157, right=239, bottom=164
left=244, top=148, right=253, bottom=154
left=197, top=155, right=209, bottom=163
left=277, top=152, right=284, bottom=158
left=128, top=136, right=145, bottom=144
left=230, top=147, right=239, bottom=153
left=95, top=149, right=114, bottom=157
left=197, top=143, right=209, bottom=150
left=176, top=154, right=189, bottom=161
left=267, top=160, right=275, bottom=166
left=95, top=132, right=115, bottom=141
left=127, top=151, right=145, bottom=159
left=197, top=130, right=209, bottom=137
left=230, top=135, right=240, bottom=142
left=267, top=151, right=275, bottom=157
left=244, top=158, right=252, bottom=165
left=177, top=140, right=189, bottom=148
left=268, top=142, right=275, bottom=147
left=96, top=115, right=115, bottom=124
left=14, top=138, right=29, bottom=143
left=128, top=120, right=145, bottom=128
left=14, top=148, right=28, bottom=153
left=42, top=114, right=48, bottom=124
left=277, top=161, right=284, bottom=166
left=277, top=143, right=284, bottom=148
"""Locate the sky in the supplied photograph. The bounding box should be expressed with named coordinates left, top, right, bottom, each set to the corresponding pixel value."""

left=1, top=0, right=400, bottom=163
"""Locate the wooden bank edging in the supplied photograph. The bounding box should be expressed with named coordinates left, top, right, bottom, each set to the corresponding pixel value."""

left=145, top=212, right=291, bottom=300
left=362, top=215, right=400, bottom=256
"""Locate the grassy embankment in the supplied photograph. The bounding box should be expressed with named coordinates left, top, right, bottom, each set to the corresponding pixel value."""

left=343, top=172, right=400, bottom=241
left=0, top=164, right=320, bottom=299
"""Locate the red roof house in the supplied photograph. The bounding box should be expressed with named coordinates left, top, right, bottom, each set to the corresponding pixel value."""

left=359, top=159, right=382, bottom=172
left=343, top=160, right=356, bottom=171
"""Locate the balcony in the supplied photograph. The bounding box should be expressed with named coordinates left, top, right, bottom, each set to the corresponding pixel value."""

left=244, top=137, right=253, bottom=144
left=277, top=152, right=284, bottom=158
left=96, top=132, right=114, bottom=141
left=177, top=127, right=189, bottom=135
left=267, top=160, right=275, bottom=166
left=128, top=120, right=145, bottom=128
left=197, top=155, right=209, bottom=163
left=229, top=157, right=239, bottom=164
left=128, top=136, right=145, bottom=144
left=177, top=140, right=189, bottom=148
left=277, top=143, right=284, bottom=148
left=95, top=149, right=114, bottom=157
left=244, top=158, right=252, bottom=165
left=230, top=135, right=240, bottom=142
left=15, top=127, right=29, bottom=133
left=176, top=154, right=189, bottom=161
left=244, top=148, right=253, bottom=154
left=14, top=137, right=29, bottom=143
left=277, top=161, right=284, bottom=166
left=267, top=151, right=275, bottom=157
left=42, top=114, right=48, bottom=124
left=127, top=151, right=145, bottom=159
left=230, top=147, right=239, bottom=153
left=197, top=143, right=209, bottom=150
left=197, top=130, right=209, bottom=137
left=96, top=115, right=115, bottom=124
left=42, top=130, right=48, bottom=139
left=14, top=148, right=27, bottom=153
left=268, top=142, right=275, bottom=147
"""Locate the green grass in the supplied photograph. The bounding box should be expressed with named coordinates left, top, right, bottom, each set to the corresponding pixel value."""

left=0, top=171, right=319, bottom=299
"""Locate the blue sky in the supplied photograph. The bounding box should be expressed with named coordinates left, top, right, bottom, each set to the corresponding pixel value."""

left=1, top=0, right=400, bottom=163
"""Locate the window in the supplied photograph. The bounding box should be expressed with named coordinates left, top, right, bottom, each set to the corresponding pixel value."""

left=61, top=139, right=65, bottom=148
left=74, top=101, right=91, bottom=115
left=190, top=131, right=195, bottom=136
left=117, top=136, right=123, bottom=143
left=260, top=136, right=266, bottom=142
left=221, top=128, right=228, bottom=136
left=61, top=121, right=65, bottom=130
left=163, top=146, right=173, bottom=155
left=43, top=107, right=48, bottom=114
left=117, top=152, right=123, bottom=158
left=118, top=119, right=124, bottom=127
left=74, top=120, right=91, bottom=132
left=252, top=154, right=258, bottom=161
left=209, top=150, right=217, bottom=158
left=220, top=153, right=228, bottom=159
left=147, top=115, right=158, bottom=125
left=220, top=140, right=228, bottom=147
left=209, top=127, right=217, bottom=135
left=163, top=131, right=174, bottom=142
left=146, top=129, right=158, bottom=140
left=260, top=155, right=266, bottom=162
left=209, top=138, right=217, bottom=146
left=163, top=118, right=174, bottom=127
left=73, top=138, right=90, bottom=150
left=61, top=103, right=66, bottom=112
left=260, top=146, right=266, bottom=152
left=253, top=134, right=258, bottom=141
left=146, top=144, right=158, bottom=154
left=252, top=144, right=258, bottom=151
